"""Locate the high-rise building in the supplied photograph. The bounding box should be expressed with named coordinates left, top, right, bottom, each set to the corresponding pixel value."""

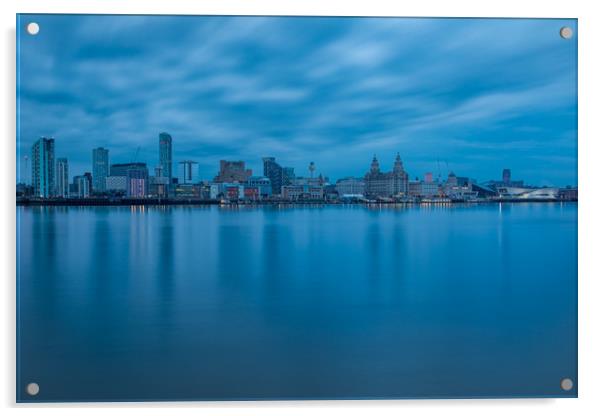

left=108, top=162, right=149, bottom=196
left=106, top=176, right=127, bottom=192
left=73, top=175, right=90, bottom=198
left=31, top=137, right=55, bottom=198
left=56, top=158, right=69, bottom=198
left=180, top=160, right=198, bottom=184
left=214, top=160, right=252, bottom=183
left=84, top=172, right=93, bottom=193
left=92, top=147, right=109, bottom=192
left=159, top=132, right=173, bottom=181
left=282, top=167, right=296, bottom=186
left=110, top=162, right=147, bottom=177
left=502, top=168, right=511, bottom=185
left=262, top=157, right=283, bottom=195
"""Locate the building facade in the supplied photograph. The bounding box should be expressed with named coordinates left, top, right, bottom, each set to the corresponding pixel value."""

left=56, top=158, right=69, bottom=198
left=282, top=167, right=296, bottom=186
left=126, top=166, right=149, bottom=198
left=262, top=157, right=283, bottom=196
left=246, top=176, right=272, bottom=198
left=73, top=175, right=90, bottom=198
left=364, top=154, right=409, bottom=198
left=31, top=137, right=55, bottom=198
left=336, top=177, right=365, bottom=196
left=214, top=160, right=252, bottom=183
left=159, top=132, right=173, bottom=181
left=92, top=147, right=109, bottom=192
left=106, top=176, right=127, bottom=192
left=179, top=160, right=198, bottom=184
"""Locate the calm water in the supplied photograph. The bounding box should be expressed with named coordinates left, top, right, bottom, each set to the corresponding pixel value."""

left=17, top=203, right=577, bottom=401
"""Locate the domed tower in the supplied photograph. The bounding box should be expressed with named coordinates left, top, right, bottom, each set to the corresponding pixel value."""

left=370, top=155, right=380, bottom=174
left=309, top=161, right=316, bottom=178
left=393, top=152, right=404, bottom=174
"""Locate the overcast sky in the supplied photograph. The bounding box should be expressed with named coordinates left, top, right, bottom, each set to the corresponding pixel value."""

left=17, top=15, right=577, bottom=186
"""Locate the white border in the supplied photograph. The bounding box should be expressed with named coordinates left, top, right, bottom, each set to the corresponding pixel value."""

left=2, top=1, right=601, bottom=415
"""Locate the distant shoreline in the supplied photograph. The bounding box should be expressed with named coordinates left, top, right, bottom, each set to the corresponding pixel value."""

left=16, top=198, right=577, bottom=207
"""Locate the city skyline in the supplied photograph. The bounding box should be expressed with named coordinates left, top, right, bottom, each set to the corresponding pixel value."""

left=17, top=16, right=577, bottom=187
left=19, top=133, right=574, bottom=189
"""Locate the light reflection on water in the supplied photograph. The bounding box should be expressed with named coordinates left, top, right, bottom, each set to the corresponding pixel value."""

left=17, top=203, right=577, bottom=401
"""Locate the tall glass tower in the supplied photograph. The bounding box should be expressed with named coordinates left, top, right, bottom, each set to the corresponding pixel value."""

left=56, top=158, right=69, bottom=198
left=262, top=157, right=283, bottom=196
left=92, top=147, right=109, bottom=192
left=31, top=137, right=55, bottom=198
left=159, top=132, right=173, bottom=181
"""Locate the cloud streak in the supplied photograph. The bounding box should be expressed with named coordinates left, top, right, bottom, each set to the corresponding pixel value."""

left=17, top=15, right=577, bottom=186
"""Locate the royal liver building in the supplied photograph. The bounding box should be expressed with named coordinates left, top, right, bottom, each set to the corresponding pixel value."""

left=364, top=153, right=409, bottom=198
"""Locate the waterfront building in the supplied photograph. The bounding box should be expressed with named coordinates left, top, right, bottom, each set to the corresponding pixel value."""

left=443, top=172, right=477, bottom=200
left=223, top=184, right=245, bottom=200
left=446, top=171, right=458, bottom=187
left=282, top=185, right=304, bottom=200
left=263, top=157, right=283, bottom=195
left=31, top=137, right=55, bottom=198
left=150, top=166, right=170, bottom=197
left=106, top=176, right=127, bottom=192
left=84, top=172, right=93, bottom=193
left=282, top=167, right=296, bottom=186
left=108, top=163, right=149, bottom=197
left=503, top=168, right=511, bottom=185
left=214, top=160, right=252, bottom=183
left=498, top=186, right=560, bottom=200
left=420, top=181, right=440, bottom=197
left=73, top=175, right=90, bottom=198
left=335, top=177, right=365, bottom=196
left=56, top=158, right=69, bottom=198
left=159, top=132, right=173, bottom=181
left=472, top=183, right=497, bottom=199
left=16, top=183, right=33, bottom=197
left=323, top=184, right=338, bottom=200
left=244, top=187, right=259, bottom=200
left=110, top=162, right=147, bottom=177
left=558, top=186, right=578, bottom=201
left=175, top=183, right=203, bottom=199
left=179, top=160, right=198, bottom=184
left=282, top=184, right=324, bottom=200
left=246, top=176, right=272, bottom=198
left=92, top=147, right=109, bottom=192
left=126, top=166, right=149, bottom=198
left=364, top=153, right=409, bottom=198
left=408, top=180, right=421, bottom=197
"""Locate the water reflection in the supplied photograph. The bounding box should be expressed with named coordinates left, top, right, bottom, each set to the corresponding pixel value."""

left=17, top=203, right=578, bottom=401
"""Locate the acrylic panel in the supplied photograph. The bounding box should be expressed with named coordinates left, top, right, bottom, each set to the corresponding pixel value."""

left=16, top=15, right=578, bottom=402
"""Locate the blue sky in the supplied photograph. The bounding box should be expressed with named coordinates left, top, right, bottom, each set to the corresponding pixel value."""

left=17, top=15, right=577, bottom=186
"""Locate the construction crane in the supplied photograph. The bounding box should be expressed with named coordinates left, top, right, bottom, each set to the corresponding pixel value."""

left=133, top=146, right=141, bottom=163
